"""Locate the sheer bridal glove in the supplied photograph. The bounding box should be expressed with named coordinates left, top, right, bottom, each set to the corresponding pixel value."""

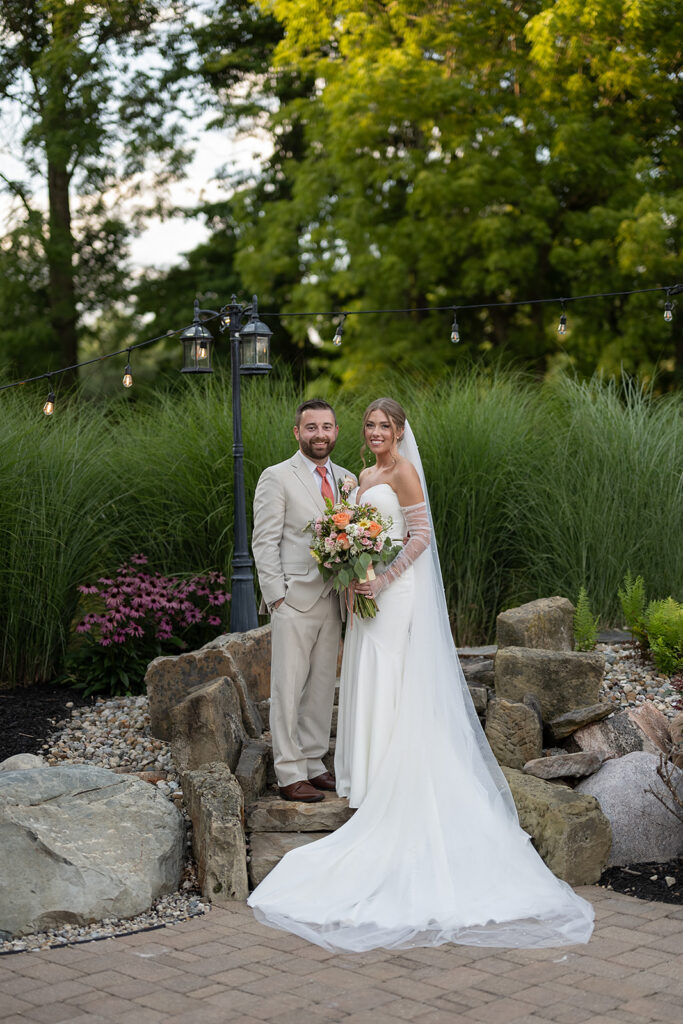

left=367, top=502, right=431, bottom=597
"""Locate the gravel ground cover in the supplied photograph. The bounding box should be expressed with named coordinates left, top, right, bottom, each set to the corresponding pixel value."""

left=1, top=639, right=680, bottom=953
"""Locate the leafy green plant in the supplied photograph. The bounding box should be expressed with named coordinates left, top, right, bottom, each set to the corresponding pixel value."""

left=618, top=571, right=647, bottom=641
left=574, top=587, right=599, bottom=651
left=643, top=598, right=683, bottom=676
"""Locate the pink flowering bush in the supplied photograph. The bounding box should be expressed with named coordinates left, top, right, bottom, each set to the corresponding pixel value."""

left=62, top=555, right=231, bottom=696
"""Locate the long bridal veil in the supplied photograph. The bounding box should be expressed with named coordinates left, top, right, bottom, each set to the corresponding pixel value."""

left=248, top=422, right=595, bottom=951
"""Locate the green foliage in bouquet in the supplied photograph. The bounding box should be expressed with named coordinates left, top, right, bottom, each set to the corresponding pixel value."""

left=618, top=571, right=647, bottom=642
left=574, top=587, right=599, bottom=651
left=643, top=598, right=683, bottom=676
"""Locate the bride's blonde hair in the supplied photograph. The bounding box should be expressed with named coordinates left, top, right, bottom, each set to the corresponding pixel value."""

left=360, top=397, right=407, bottom=467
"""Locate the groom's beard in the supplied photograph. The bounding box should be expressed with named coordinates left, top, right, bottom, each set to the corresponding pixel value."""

left=299, top=436, right=337, bottom=462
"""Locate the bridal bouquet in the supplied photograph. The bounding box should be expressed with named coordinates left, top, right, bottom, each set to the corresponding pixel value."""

left=305, top=498, right=401, bottom=618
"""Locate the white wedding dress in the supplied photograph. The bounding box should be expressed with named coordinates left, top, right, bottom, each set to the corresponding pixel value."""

left=248, top=426, right=595, bottom=952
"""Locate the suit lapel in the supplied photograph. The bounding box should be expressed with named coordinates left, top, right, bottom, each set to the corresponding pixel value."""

left=291, top=452, right=326, bottom=511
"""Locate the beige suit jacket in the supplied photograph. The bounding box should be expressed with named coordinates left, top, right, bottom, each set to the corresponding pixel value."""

left=252, top=451, right=356, bottom=614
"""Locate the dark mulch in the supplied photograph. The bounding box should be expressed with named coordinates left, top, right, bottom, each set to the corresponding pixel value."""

left=598, top=860, right=682, bottom=906
left=0, top=683, right=94, bottom=762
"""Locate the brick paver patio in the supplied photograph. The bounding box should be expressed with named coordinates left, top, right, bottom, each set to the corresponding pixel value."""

left=1, top=887, right=681, bottom=1024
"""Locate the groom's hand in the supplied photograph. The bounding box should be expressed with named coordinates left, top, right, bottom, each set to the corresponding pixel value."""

left=272, top=598, right=285, bottom=610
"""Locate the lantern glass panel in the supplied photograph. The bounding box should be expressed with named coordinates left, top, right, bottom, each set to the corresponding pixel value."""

left=240, top=335, right=257, bottom=367
left=181, top=326, right=213, bottom=373
left=256, top=335, right=270, bottom=365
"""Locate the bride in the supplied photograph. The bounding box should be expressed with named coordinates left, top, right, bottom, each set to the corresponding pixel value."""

left=248, top=398, right=595, bottom=952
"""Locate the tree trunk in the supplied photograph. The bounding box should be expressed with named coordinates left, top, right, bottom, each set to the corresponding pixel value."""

left=46, top=158, right=78, bottom=387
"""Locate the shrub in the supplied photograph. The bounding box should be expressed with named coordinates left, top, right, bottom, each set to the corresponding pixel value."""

left=643, top=598, right=683, bottom=676
left=61, top=555, right=231, bottom=696
left=574, top=586, right=599, bottom=651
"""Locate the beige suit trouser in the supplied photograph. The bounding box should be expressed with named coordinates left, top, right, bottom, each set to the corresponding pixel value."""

left=270, top=592, right=341, bottom=787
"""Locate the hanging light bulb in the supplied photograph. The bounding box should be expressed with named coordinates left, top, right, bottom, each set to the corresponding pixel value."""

left=664, top=300, right=673, bottom=323
left=557, top=301, right=568, bottom=335
left=122, top=349, right=133, bottom=388
left=450, top=310, right=460, bottom=344
left=333, top=314, right=346, bottom=347
left=194, top=340, right=208, bottom=361
left=43, top=378, right=55, bottom=416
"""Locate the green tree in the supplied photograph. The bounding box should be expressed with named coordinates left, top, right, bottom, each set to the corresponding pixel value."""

left=0, top=0, right=192, bottom=383
left=225, top=0, right=682, bottom=386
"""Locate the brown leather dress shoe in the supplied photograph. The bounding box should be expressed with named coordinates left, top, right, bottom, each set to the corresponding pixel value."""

left=309, top=771, right=336, bottom=792
left=278, top=780, right=325, bottom=803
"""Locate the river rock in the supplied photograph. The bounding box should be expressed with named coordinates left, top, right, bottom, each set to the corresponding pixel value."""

left=548, top=703, right=614, bottom=741
left=496, top=597, right=575, bottom=651
left=0, top=753, right=46, bottom=771
left=247, top=794, right=354, bottom=833
left=494, top=647, right=604, bottom=720
left=249, top=832, right=327, bottom=888
left=146, top=626, right=268, bottom=740
left=170, top=677, right=246, bottom=774
left=502, top=767, right=611, bottom=885
left=572, top=704, right=671, bottom=759
left=576, top=751, right=683, bottom=866
left=182, top=762, right=249, bottom=902
left=485, top=698, right=543, bottom=769
left=523, top=751, right=608, bottom=781
left=0, top=765, right=184, bottom=938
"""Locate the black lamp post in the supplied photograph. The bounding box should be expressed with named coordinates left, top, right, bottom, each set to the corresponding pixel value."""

left=181, top=294, right=272, bottom=633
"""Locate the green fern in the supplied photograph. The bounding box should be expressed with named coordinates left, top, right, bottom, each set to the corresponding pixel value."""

left=643, top=598, right=683, bottom=675
left=618, top=571, right=647, bottom=640
left=574, top=586, right=599, bottom=651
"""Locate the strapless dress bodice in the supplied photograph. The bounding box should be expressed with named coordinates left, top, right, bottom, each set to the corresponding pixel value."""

left=353, top=483, right=405, bottom=543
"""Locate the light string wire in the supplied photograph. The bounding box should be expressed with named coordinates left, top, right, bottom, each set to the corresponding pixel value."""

left=1, top=283, right=681, bottom=395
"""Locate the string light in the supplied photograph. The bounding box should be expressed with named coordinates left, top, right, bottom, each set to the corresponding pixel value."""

left=450, top=309, right=460, bottom=344
left=43, top=376, right=55, bottom=416
left=333, top=314, right=346, bottom=346
left=122, top=349, right=133, bottom=388
left=1, top=283, right=681, bottom=408
left=557, top=301, right=568, bottom=336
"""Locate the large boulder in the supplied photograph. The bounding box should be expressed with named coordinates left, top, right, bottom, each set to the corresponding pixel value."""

left=576, top=751, right=683, bottom=866
left=494, top=647, right=604, bottom=720
left=496, top=597, right=575, bottom=651
left=484, top=698, right=543, bottom=769
left=0, top=753, right=46, bottom=771
left=503, top=767, right=612, bottom=885
left=146, top=625, right=269, bottom=740
left=249, top=832, right=327, bottom=888
left=571, top=704, right=672, bottom=759
left=202, top=627, right=272, bottom=703
left=0, top=765, right=184, bottom=938
left=671, top=712, right=683, bottom=769
left=182, top=762, right=249, bottom=902
left=247, top=794, right=354, bottom=833
left=523, top=751, right=608, bottom=781
left=170, top=677, right=246, bottom=774
left=235, top=739, right=271, bottom=808
left=548, top=703, right=614, bottom=742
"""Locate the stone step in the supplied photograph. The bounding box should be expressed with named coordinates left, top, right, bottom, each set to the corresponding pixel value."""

left=248, top=832, right=328, bottom=888
left=247, top=792, right=354, bottom=833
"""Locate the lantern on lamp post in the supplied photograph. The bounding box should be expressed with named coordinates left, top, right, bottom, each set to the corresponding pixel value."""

left=181, top=294, right=272, bottom=632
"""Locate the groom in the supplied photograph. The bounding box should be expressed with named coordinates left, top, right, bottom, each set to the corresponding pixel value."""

left=252, top=399, right=357, bottom=803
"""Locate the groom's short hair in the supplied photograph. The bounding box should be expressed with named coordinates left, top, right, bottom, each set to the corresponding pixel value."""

left=295, top=399, right=336, bottom=427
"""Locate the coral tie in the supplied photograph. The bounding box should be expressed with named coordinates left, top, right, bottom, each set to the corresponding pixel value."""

left=316, top=466, right=335, bottom=502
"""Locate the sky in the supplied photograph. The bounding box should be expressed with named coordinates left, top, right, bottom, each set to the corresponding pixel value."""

left=0, top=119, right=271, bottom=274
